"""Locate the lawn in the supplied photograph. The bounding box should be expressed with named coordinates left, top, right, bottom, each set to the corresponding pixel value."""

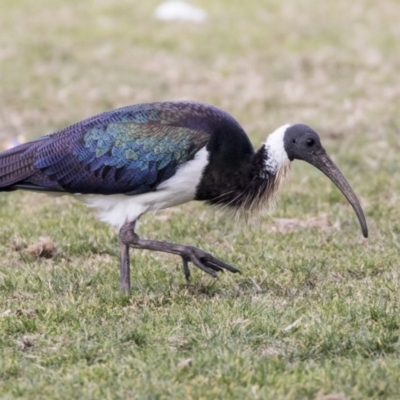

left=1, top=0, right=400, bottom=399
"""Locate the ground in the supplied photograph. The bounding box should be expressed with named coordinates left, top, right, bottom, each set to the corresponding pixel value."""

left=1, top=0, right=400, bottom=399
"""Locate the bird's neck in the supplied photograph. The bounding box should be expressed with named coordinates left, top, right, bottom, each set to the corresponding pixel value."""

left=195, top=127, right=291, bottom=214
left=263, top=124, right=291, bottom=175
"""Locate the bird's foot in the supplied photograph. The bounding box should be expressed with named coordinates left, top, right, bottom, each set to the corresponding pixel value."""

left=119, top=221, right=240, bottom=281
left=174, top=244, right=240, bottom=280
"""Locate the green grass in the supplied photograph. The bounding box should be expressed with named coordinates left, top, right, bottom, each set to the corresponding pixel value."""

left=1, top=0, right=400, bottom=398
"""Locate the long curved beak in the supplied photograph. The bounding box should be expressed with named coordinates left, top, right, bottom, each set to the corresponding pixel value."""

left=305, top=150, right=368, bottom=238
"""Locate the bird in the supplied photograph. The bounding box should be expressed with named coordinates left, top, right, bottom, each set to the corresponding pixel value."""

left=0, top=101, right=368, bottom=292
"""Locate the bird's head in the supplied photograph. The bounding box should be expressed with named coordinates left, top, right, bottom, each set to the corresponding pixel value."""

left=283, top=124, right=323, bottom=162
left=267, top=123, right=368, bottom=238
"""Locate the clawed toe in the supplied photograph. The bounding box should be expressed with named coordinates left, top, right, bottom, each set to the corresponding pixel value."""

left=190, top=253, right=219, bottom=278
left=180, top=247, right=240, bottom=279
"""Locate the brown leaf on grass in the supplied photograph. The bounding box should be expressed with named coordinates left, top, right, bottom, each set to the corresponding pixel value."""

left=1, top=309, right=12, bottom=317
left=25, top=236, right=56, bottom=259
left=273, top=214, right=331, bottom=233
left=16, top=309, right=38, bottom=318
left=317, top=394, right=346, bottom=400
left=10, top=236, right=27, bottom=251
left=19, top=336, right=34, bottom=351
left=177, top=358, right=192, bottom=369
left=2, top=309, right=38, bottom=318
left=259, top=346, right=283, bottom=358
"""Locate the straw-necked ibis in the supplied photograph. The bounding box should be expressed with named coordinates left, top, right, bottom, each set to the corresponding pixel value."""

left=0, top=101, right=368, bottom=292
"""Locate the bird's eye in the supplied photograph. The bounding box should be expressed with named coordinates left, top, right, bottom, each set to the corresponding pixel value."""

left=292, top=139, right=296, bottom=144
left=306, top=138, right=315, bottom=147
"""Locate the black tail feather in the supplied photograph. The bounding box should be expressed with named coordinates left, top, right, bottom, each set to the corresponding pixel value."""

left=0, top=140, right=63, bottom=192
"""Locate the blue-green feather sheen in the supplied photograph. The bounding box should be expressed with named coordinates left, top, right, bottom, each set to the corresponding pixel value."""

left=83, top=121, right=208, bottom=171
left=12, top=103, right=214, bottom=195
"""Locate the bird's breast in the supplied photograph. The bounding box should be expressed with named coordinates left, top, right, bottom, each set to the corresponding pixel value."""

left=78, top=146, right=210, bottom=227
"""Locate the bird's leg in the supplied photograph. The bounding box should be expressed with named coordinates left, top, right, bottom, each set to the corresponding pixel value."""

left=119, top=240, right=131, bottom=293
left=181, top=256, right=191, bottom=282
left=119, top=221, right=240, bottom=281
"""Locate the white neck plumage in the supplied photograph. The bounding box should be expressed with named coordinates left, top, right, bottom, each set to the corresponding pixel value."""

left=263, top=124, right=291, bottom=174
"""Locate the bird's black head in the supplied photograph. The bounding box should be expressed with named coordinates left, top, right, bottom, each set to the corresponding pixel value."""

left=283, top=124, right=323, bottom=161
left=282, top=123, right=368, bottom=238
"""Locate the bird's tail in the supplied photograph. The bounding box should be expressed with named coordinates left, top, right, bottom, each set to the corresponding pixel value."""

left=0, top=141, right=42, bottom=191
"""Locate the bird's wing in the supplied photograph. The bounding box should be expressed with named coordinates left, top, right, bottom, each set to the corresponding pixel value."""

left=0, top=106, right=210, bottom=194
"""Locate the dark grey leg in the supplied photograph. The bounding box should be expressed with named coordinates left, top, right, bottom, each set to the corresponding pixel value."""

left=118, top=221, right=240, bottom=282
left=119, top=241, right=131, bottom=293
left=181, top=256, right=191, bottom=282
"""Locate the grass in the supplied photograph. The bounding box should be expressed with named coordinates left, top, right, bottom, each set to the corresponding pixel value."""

left=1, top=0, right=400, bottom=398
